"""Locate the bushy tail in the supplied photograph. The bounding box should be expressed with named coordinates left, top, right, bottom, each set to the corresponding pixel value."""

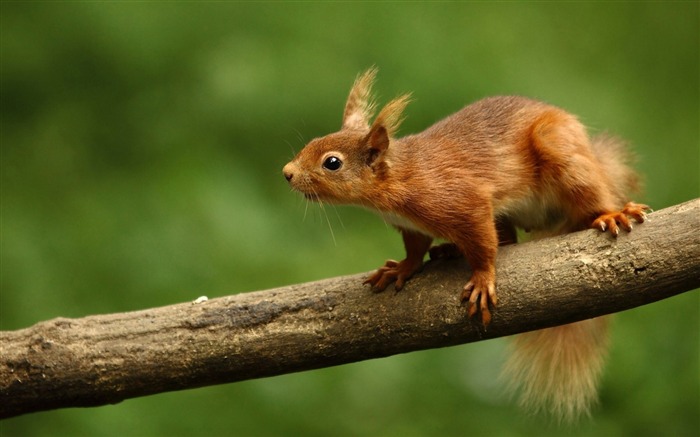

left=589, top=133, right=641, bottom=206
left=503, top=317, right=610, bottom=423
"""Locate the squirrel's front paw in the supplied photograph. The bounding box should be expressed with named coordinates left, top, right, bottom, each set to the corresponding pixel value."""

left=364, top=259, right=423, bottom=292
left=461, top=270, right=497, bottom=326
left=591, top=202, right=651, bottom=236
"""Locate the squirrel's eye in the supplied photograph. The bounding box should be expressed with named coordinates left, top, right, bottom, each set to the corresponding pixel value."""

left=322, top=156, right=343, bottom=171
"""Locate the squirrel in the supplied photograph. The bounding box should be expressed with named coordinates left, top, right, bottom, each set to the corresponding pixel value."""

left=282, top=68, right=649, bottom=422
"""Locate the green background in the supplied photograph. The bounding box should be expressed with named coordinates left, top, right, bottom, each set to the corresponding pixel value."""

left=2, top=2, right=698, bottom=436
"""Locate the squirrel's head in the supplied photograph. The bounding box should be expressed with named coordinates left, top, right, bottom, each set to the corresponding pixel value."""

left=283, top=68, right=411, bottom=205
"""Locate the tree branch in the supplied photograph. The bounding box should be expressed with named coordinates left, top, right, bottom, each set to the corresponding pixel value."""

left=2, top=199, right=699, bottom=419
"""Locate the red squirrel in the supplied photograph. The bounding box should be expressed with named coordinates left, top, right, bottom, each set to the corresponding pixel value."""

left=282, top=68, right=649, bottom=421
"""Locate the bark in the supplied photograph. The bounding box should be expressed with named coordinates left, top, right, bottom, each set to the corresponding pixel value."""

left=1, top=199, right=699, bottom=419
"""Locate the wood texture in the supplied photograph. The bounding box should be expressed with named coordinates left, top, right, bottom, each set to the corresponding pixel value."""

left=1, top=199, right=699, bottom=419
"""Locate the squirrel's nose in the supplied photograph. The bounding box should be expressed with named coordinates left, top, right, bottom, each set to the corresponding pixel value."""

left=282, top=163, right=294, bottom=182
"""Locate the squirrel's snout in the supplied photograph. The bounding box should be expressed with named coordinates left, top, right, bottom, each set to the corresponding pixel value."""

left=282, top=163, right=294, bottom=182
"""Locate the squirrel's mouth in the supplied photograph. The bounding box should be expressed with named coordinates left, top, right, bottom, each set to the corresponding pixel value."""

left=287, top=182, right=320, bottom=201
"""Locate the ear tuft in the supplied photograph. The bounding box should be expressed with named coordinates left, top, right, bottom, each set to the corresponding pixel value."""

left=342, top=67, right=378, bottom=131
left=370, top=94, right=412, bottom=138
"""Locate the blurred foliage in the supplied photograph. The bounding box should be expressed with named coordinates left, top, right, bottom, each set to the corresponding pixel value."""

left=1, top=2, right=698, bottom=436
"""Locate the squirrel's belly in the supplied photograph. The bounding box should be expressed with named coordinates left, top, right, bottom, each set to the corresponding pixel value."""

left=497, top=190, right=566, bottom=231
left=378, top=211, right=435, bottom=236
left=372, top=192, right=565, bottom=236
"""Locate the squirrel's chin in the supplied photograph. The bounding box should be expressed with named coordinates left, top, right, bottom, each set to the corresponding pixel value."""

left=303, top=192, right=343, bottom=204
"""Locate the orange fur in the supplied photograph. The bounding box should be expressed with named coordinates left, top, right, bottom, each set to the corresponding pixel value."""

left=503, top=318, right=610, bottom=423
left=282, top=69, right=650, bottom=421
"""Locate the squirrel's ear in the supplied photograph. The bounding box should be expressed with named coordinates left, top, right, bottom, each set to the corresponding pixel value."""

left=365, top=94, right=412, bottom=165
left=365, top=124, right=390, bottom=169
left=342, top=68, right=377, bottom=131
left=367, top=125, right=390, bottom=158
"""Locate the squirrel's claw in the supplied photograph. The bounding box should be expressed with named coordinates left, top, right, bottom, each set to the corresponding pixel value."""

left=461, top=270, right=497, bottom=327
left=364, top=258, right=423, bottom=292
left=591, top=202, right=651, bottom=237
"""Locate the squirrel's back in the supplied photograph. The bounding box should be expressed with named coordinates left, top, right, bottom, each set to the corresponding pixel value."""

left=404, top=96, right=563, bottom=183
left=393, top=96, right=551, bottom=187
left=422, top=96, right=550, bottom=144
left=402, top=96, right=638, bottom=231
